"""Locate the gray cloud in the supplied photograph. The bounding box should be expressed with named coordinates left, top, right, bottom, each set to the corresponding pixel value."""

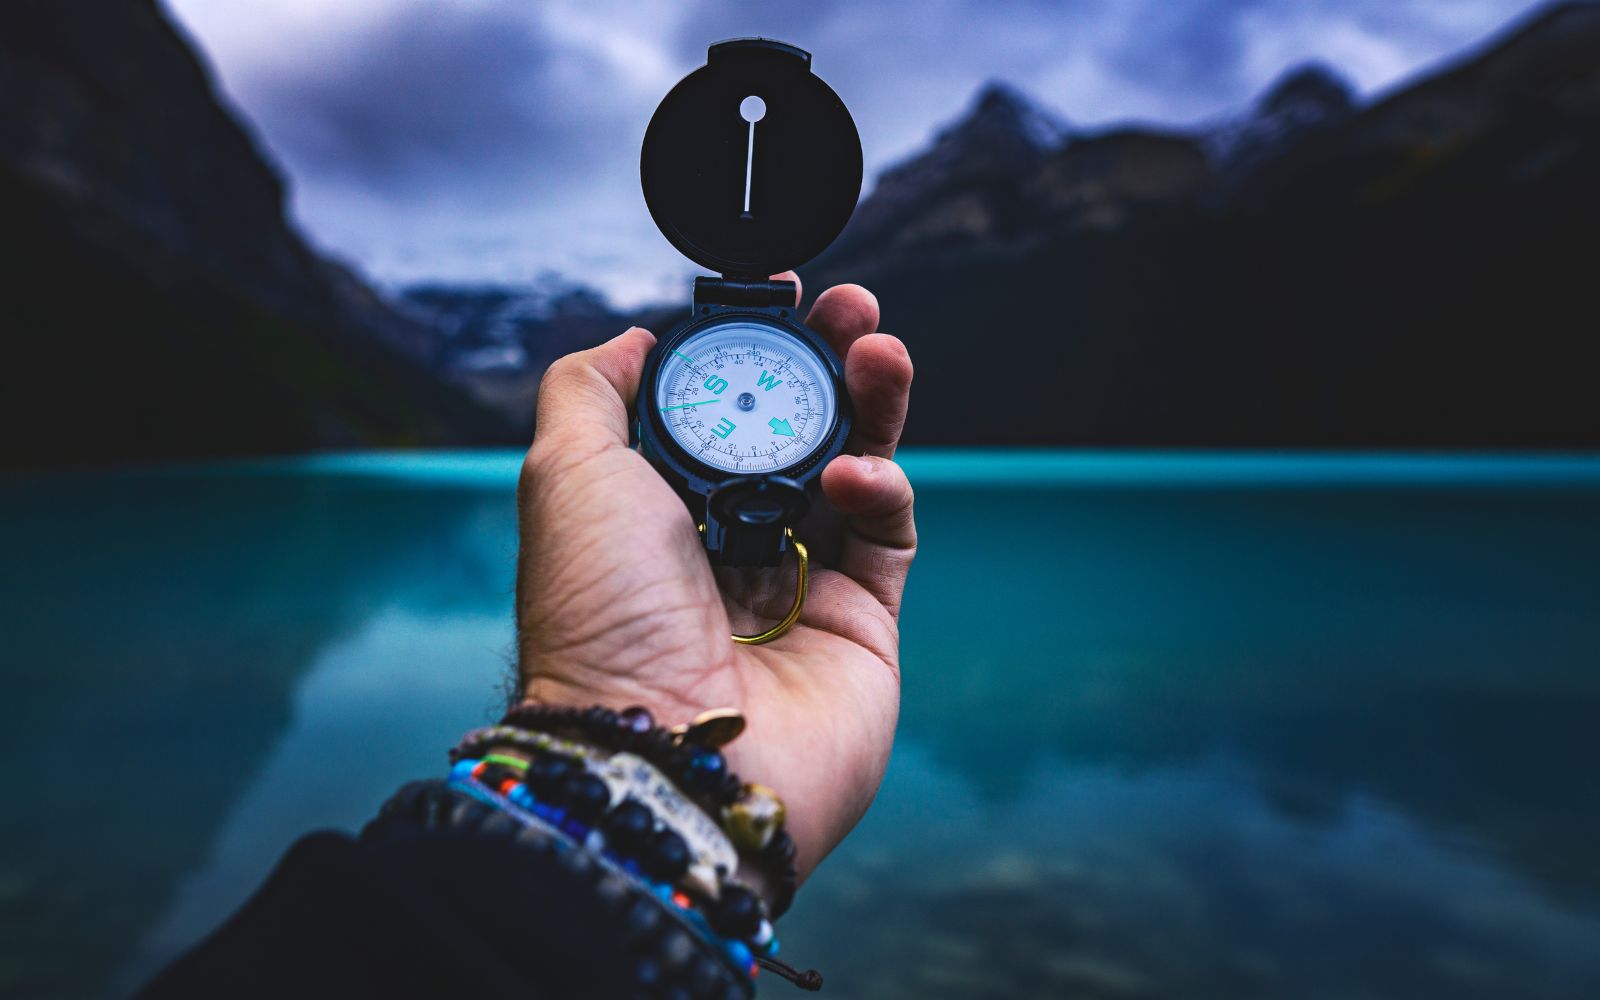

left=230, top=5, right=619, bottom=201
left=165, top=0, right=1547, bottom=303
left=1105, top=0, right=1268, bottom=102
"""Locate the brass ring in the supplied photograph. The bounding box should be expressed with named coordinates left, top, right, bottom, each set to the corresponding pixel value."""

left=700, top=525, right=809, bottom=645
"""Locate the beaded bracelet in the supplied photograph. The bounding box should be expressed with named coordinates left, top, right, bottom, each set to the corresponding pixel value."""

left=449, top=757, right=778, bottom=974
left=365, top=779, right=759, bottom=997
left=449, top=705, right=821, bottom=990
left=459, top=736, right=739, bottom=900
left=493, top=703, right=800, bottom=916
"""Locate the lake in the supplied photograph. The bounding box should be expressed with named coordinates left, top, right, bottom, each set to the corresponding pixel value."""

left=3, top=450, right=1599, bottom=998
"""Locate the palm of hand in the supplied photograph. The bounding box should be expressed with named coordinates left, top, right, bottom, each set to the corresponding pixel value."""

left=516, top=280, right=915, bottom=878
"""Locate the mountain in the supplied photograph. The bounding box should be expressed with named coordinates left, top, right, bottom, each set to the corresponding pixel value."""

left=1205, top=63, right=1358, bottom=180
left=0, top=0, right=513, bottom=469
left=812, top=2, right=1600, bottom=447
left=398, top=280, right=625, bottom=428
left=6, top=1, right=1596, bottom=459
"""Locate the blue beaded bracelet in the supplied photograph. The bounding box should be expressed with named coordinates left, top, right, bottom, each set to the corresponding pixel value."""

left=449, top=757, right=778, bottom=980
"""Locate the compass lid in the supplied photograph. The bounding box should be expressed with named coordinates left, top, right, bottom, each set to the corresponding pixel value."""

left=641, top=38, right=863, bottom=278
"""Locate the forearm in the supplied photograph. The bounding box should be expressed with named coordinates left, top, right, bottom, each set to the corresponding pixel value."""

left=141, top=705, right=813, bottom=999
left=136, top=811, right=677, bottom=999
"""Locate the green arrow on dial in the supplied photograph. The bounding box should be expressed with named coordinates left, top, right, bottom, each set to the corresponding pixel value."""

left=769, top=417, right=795, bottom=437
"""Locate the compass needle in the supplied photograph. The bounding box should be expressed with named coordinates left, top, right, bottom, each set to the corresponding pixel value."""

left=661, top=400, right=720, bottom=411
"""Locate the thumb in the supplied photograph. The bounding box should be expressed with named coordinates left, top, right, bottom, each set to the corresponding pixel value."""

left=532, top=327, right=657, bottom=449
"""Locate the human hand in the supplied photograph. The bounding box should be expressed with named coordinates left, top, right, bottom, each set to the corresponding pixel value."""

left=515, top=275, right=914, bottom=886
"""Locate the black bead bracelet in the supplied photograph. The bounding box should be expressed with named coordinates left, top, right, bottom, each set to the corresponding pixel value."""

left=496, top=702, right=801, bottom=917
left=467, top=756, right=768, bottom=946
left=502, top=703, right=744, bottom=805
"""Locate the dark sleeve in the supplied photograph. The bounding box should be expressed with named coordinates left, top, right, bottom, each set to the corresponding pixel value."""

left=137, top=782, right=751, bottom=1000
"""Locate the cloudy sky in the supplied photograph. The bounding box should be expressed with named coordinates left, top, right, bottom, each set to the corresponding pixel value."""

left=163, top=0, right=1544, bottom=305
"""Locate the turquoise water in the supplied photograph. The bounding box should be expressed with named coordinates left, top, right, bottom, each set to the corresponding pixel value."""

left=3, top=450, right=1599, bottom=998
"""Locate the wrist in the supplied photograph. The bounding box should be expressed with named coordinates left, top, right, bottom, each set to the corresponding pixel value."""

left=517, top=648, right=737, bottom=728
left=514, top=688, right=796, bottom=912
left=489, top=701, right=801, bottom=915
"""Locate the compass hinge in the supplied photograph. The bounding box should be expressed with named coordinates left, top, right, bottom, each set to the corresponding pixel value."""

left=693, top=276, right=796, bottom=310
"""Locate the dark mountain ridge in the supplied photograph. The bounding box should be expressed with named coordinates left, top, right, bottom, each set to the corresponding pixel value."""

left=1204, top=63, right=1358, bottom=181
left=807, top=1, right=1600, bottom=447
left=1, top=0, right=513, bottom=469
left=5, top=1, right=1596, bottom=460
left=397, top=279, right=623, bottom=427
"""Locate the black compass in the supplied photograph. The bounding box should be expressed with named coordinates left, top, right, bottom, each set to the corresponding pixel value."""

left=636, top=39, right=862, bottom=571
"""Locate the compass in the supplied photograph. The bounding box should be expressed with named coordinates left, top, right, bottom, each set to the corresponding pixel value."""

left=635, top=39, right=862, bottom=578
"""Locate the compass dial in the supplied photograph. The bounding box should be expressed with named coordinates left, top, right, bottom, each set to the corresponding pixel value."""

left=655, top=320, right=838, bottom=475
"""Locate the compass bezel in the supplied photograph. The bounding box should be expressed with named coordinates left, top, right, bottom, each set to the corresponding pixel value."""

left=638, top=308, right=851, bottom=498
